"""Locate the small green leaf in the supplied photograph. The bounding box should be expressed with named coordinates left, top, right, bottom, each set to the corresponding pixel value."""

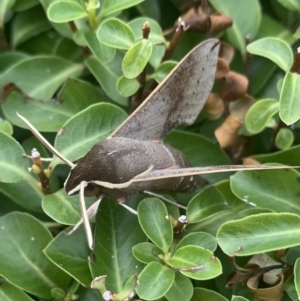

left=0, top=131, right=29, bottom=183
left=165, top=273, right=193, bottom=301
left=276, top=0, right=300, bottom=11
left=132, top=242, right=164, bottom=264
left=279, top=72, right=300, bottom=125
left=150, top=61, right=177, bottom=83
left=167, top=246, right=222, bottom=280
left=97, top=18, right=135, bottom=50
left=0, top=282, right=34, bottom=301
left=247, top=37, right=293, bottom=72
left=47, top=0, right=88, bottom=23
left=231, top=296, right=249, bottom=301
left=84, top=31, right=116, bottom=63
left=122, top=39, right=153, bottom=79
left=136, top=262, right=175, bottom=300
left=137, top=198, right=173, bottom=253
left=100, top=0, right=144, bottom=17
left=116, top=76, right=140, bottom=97
left=275, top=128, right=294, bottom=150
left=187, top=186, right=230, bottom=223
left=245, top=98, right=279, bottom=134
left=217, top=213, right=300, bottom=256
left=0, top=118, right=13, bottom=135
left=176, top=232, right=217, bottom=252
left=294, top=258, right=300, bottom=298
left=191, top=288, right=229, bottom=301
left=0, top=212, right=70, bottom=299
left=148, top=44, right=166, bottom=69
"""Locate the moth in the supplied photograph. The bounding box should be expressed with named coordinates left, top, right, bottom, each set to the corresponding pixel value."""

left=17, top=39, right=299, bottom=249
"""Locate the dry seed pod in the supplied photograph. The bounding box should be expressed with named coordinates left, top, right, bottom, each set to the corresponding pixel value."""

left=216, top=58, right=230, bottom=79
left=219, top=41, right=235, bottom=65
left=204, top=93, right=224, bottom=120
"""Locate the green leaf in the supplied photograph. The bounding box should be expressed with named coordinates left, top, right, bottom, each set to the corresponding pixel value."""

left=14, top=0, right=40, bottom=12
left=0, top=56, right=83, bottom=101
left=245, top=98, right=279, bottom=134
left=52, top=103, right=127, bottom=166
left=0, top=119, right=13, bottom=135
left=132, top=242, right=164, bottom=264
left=122, top=39, right=153, bottom=79
left=209, top=0, right=261, bottom=56
left=0, top=0, right=15, bottom=28
left=100, top=0, right=144, bottom=17
left=137, top=198, right=173, bottom=253
left=0, top=131, right=29, bottom=183
left=231, top=169, right=300, bottom=214
left=191, top=288, right=229, bottom=301
left=128, top=17, right=165, bottom=45
left=294, top=257, right=300, bottom=298
left=42, top=188, right=95, bottom=225
left=279, top=72, right=300, bottom=125
left=83, top=31, right=116, bottom=63
left=44, top=225, right=92, bottom=287
left=148, top=44, right=165, bottom=69
left=0, top=282, right=34, bottom=301
left=165, top=273, right=193, bottom=301
left=276, top=0, right=300, bottom=11
left=47, top=0, right=88, bottom=23
left=217, top=213, right=300, bottom=256
left=0, top=212, right=70, bottom=299
left=3, top=78, right=101, bottom=132
left=247, top=37, right=293, bottom=72
left=97, top=18, right=135, bottom=50
left=176, top=232, right=218, bottom=252
left=150, top=61, right=177, bottom=83
left=136, top=262, right=175, bottom=300
left=90, top=197, right=146, bottom=293
left=116, top=76, right=140, bottom=97
left=85, top=53, right=128, bottom=106
left=167, top=246, right=222, bottom=280
left=187, top=186, right=230, bottom=223
left=231, top=296, right=249, bottom=301
left=275, top=128, right=294, bottom=150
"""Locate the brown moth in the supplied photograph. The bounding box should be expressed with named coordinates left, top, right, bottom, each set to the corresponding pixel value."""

left=17, top=39, right=299, bottom=249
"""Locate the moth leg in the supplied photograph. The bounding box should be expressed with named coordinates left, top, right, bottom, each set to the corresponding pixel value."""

left=23, top=153, right=53, bottom=162
left=67, top=195, right=103, bottom=235
left=118, top=197, right=138, bottom=215
left=144, top=191, right=187, bottom=210
left=79, top=181, right=94, bottom=250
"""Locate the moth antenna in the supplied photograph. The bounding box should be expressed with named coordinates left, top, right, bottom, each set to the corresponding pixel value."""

left=144, top=191, right=187, bottom=210
left=17, top=112, right=75, bottom=168
left=79, top=181, right=94, bottom=250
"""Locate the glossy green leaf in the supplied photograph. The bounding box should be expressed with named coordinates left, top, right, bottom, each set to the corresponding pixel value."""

left=0, top=212, right=70, bottom=299
left=210, top=0, right=261, bottom=56
left=294, top=257, right=300, bottom=298
left=167, top=246, right=222, bottom=280
left=3, top=78, right=101, bottom=132
left=0, top=56, right=83, bottom=101
left=148, top=44, right=165, bottom=69
left=128, top=17, right=165, bottom=45
left=247, top=37, right=293, bottom=72
left=132, top=242, right=164, bottom=264
left=52, top=103, right=127, bottom=166
left=14, top=0, right=39, bottom=11
left=85, top=53, right=128, bottom=106
left=187, top=186, right=230, bottom=223
left=176, top=232, right=217, bottom=252
left=42, top=188, right=95, bottom=225
left=275, top=128, right=294, bottom=150
left=237, top=207, right=272, bottom=219
left=217, top=213, right=300, bottom=256
left=116, top=76, right=140, bottom=97
left=90, top=197, right=146, bottom=292
left=0, top=131, right=29, bottom=183
left=99, top=0, right=144, bottom=17
left=137, top=198, right=173, bottom=253
left=136, top=262, right=175, bottom=300
left=44, top=225, right=92, bottom=287
left=245, top=98, right=279, bottom=134
left=276, top=0, right=300, bottom=11
left=165, top=131, right=231, bottom=183
left=0, top=52, right=28, bottom=72
left=150, top=61, right=177, bottom=83
left=165, top=273, right=193, bottom=301
left=191, top=288, right=229, bottom=301
left=0, top=282, right=34, bottom=301
left=47, top=0, right=88, bottom=23
left=231, top=296, right=249, bottom=301
left=122, top=39, right=153, bottom=79
left=11, top=6, right=50, bottom=47
left=97, top=18, right=135, bottom=49
left=279, top=72, right=300, bottom=125
left=84, top=31, right=116, bottom=63
left=231, top=169, right=300, bottom=214
left=0, top=119, right=13, bottom=135
left=0, top=0, right=15, bottom=28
